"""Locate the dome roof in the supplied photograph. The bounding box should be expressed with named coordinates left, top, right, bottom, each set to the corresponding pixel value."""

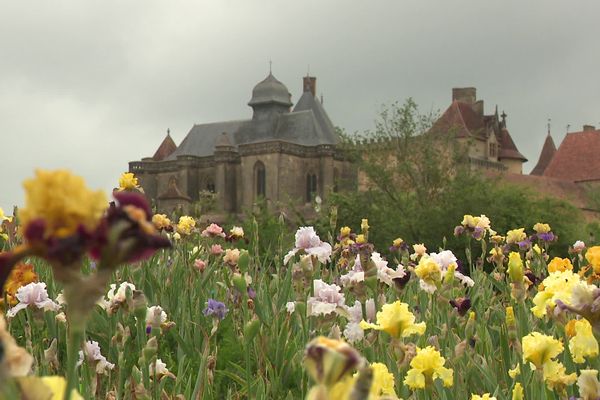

left=248, top=73, right=292, bottom=107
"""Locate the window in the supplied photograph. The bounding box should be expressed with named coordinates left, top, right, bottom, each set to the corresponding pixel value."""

left=255, top=161, right=266, bottom=198
left=489, top=142, right=497, bottom=158
left=206, top=182, right=215, bottom=193
left=306, top=173, right=317, bottom=202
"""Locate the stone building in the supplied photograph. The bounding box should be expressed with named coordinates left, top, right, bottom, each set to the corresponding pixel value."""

left=129, top=73, right=354, bottom=215
left=428, top=87, right=527, bottom=174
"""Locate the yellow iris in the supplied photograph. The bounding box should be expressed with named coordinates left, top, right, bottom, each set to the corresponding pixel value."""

left=506, top=228, right=526, bottom=244
left=118, top=172, right=140, bottom=191
left=586, top=246, right=600, bottom=273
left=404, top=346, right=453, bottom=389
left=531, top=270, right=582, bottom=318
left=359, top=301, right=426, bottom=339
left=471, top=394, right=496, bottom=400
left=176, top=216, right=196, bottom=235
left=569, top=319, right=599, bottom=364
left=19, top=169, right=107, bottom=238
left=414, top=256, right=442, bottom=288
left=547, top=257, right=573, bottom=273
left=522, top=332, right=563, bottom=369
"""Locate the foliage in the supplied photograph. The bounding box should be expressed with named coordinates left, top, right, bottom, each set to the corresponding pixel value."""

left=331, top=99, right=588, bottom=257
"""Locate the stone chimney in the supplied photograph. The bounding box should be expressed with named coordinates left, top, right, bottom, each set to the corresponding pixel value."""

left=452, top=87, right=476, bottom=104
left=472, top=100, right=484, bottom=116
left=303, top=76, right=316, bottom=97
left=583, top=124, right=596, bottom=132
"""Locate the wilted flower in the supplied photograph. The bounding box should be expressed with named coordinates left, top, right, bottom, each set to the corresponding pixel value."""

left=284, top=226, right=332, bottom=265
left=176, top=216, right=196, bottom=235
left=449, top=297, right=471, bottom=316
left=203, top=299, right=228, bottom=320
left=307, top=279, right=345, bottom=316
left=359, top=300, right=426, bottom=339
left=118, top=172, right=140, bottom=191
left=202, top=223, right=226, bottom=238
left=404, top=346, right=453, bottom=389
left=7, top=282, right=60, bottom=317
left=0, top=314, right=34, bottom=376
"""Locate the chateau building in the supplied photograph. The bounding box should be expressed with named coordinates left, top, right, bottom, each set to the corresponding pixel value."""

left=532, top=124, right=600, bottom=184
left=129, top=73, right=354, bottom=215
left=428, top=87, right=527, bottom=174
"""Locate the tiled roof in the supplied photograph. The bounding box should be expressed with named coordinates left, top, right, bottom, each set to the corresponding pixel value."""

left=530, top=134, right=557, bottom=176
left=543, top=129, right=600, bottom=182
left=152, top=133, right=177, bottom=161
left=498, top=128, right=527, bottom=161
left=429, top=101, right=485, bottom=138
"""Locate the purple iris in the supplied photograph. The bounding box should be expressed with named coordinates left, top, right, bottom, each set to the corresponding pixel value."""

left=517, top=238, right=532, bottom=250
left=203, top=299, right=228, bottom=320
left=449, top=297, right=471, bottom=316
left=537, top=232, right=555, bottom=242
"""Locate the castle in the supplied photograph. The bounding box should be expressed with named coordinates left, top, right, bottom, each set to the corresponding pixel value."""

left=129, top=73, right=597, bottom=219
left=129, top=73, right=354, bottom=215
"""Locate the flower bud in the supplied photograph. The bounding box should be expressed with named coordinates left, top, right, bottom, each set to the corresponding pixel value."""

left=143, top=337, right=158, bottom=361
left=238, top=250, right=250, bottom=273
left=303, top=336, right=362, bottom=388
left=243, top=318, right=261, bottom=343
left=507, top=252, right=524, bottom=283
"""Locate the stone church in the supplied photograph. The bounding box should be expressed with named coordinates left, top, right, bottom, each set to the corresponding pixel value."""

left=129, top=73, right=354, bottom=215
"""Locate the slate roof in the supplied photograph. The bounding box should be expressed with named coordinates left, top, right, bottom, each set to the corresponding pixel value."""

left=152, top=133, right=177, bottom=161
left=543, top=129, right=600, bottom=182
left=248, top=73, right=292, bottom=107
left=530, top=134, right=557, bottom=175
left=498, top=128, right=527, bottom=161
left=161, top=76, right=339, bottom=160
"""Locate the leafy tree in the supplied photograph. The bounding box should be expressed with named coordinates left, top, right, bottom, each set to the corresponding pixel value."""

left=330, top=99, right=586, bottom=258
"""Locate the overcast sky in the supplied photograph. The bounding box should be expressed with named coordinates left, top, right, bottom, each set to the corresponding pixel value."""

left=1, top=1, right=599, bottom=211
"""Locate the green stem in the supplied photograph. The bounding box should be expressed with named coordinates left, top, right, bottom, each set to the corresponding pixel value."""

left=64, top=320, right=84, bottom=400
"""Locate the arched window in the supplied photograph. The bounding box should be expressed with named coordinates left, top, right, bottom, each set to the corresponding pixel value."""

left=306, top=173, right=317, bottom=202
left=255, top=161, right=266, bottom=198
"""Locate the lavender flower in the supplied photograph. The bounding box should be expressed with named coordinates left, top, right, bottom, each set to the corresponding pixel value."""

left=203, top=299, right=228, bottom=320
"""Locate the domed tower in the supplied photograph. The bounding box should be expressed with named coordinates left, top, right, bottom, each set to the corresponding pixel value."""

left=248, top=72, right=292, bottom=121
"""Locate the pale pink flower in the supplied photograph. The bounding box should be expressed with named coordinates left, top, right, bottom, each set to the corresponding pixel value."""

left=211, top=244, right=224, bottom=255
left=7, top=282, right=60, bottom=318
left=286, top=301, right=296, bottom=314
left=307, top=279, right=345, bottom=316
left=284, top=226, right=332, bottom=264
left=371, top=252, right=406, bottom=286
left=573, top=240, right=586, bottom=253
left=194, top=259, right=207, bottom=272
left=202, top=223, right=226, bottom=238
left=343, top=301, right=365, bottom=343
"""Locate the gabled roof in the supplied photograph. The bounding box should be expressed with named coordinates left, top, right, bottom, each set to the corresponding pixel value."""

left=544, top=129, right=600, bottom=182
left=429, top=101, right=485, bottom=139
left=498, top=128, right=527, bottom=161
left=152, top=133, right=177, bottom=161
left=530, top=134, right=557, bottom=175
